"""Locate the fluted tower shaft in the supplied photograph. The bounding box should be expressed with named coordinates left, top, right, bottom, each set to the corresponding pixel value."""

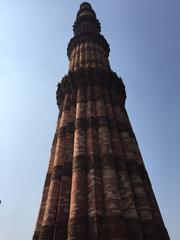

left=33, top=3, right=170, bottom=240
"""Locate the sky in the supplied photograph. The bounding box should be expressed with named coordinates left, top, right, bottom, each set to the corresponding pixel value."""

left=0, top=0, right=180, bottom=239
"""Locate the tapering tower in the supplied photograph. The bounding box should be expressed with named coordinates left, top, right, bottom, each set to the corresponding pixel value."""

left=33, top=3, right=169, bottom=240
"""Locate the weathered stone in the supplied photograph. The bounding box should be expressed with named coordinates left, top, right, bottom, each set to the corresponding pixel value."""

left=33, top=3, right=170, bottom=240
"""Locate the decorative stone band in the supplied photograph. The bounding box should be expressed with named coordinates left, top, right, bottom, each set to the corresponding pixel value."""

left=56, top=68, right=126, bottom=110
left=57, top=118, right=136, bottom=143
left=67, top=33, right=110, bottom=60
left=73, top=15, right=101, bottom=35
left=69, top=41, right=110, bottom=71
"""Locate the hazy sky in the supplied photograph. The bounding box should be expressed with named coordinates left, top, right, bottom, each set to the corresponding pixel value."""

left=0, top=1, right=180, bottom=239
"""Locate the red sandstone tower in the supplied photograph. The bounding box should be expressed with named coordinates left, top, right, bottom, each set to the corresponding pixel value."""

left=33, top=3, right=170, bottom=240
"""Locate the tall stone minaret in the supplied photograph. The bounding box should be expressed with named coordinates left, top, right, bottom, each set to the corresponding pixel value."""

left=33, top=2, right=170, bottom=240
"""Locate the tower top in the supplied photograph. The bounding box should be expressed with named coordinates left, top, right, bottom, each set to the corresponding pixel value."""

left=68, top=2, right=110, bottom=60
left=77, top=2, right=96, bottom=19
left=80, top=2, right=92, bottom=9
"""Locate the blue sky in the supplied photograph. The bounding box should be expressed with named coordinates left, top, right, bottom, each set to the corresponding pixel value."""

left=0, top=0, right=180, bottom=239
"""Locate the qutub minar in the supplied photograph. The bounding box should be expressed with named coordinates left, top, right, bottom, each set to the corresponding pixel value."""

left=33, top=2, right=169, bottom=240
